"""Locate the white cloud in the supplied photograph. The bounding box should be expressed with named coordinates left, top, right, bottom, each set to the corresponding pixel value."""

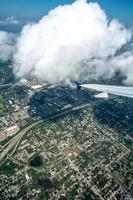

left=0, top=31, right=16, bottom=62
left=0, top=0, right=131, bottom=84
left=0, top=16, right=21, bottom=25
left=111, top=51, right=133, bottom=85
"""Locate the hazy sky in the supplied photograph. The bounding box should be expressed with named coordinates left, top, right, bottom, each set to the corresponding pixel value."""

left=0, top=0, right=133, bottom=24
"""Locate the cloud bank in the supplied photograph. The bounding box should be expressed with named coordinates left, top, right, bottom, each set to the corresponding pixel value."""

left=0, top=0, right=133, bottom=84
left=0, top=16, right=21, bottom=25
left=0, top=31, right=15, bottom=62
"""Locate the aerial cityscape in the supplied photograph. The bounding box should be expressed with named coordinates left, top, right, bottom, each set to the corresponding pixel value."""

left=0, top=0, right=133, bottom=200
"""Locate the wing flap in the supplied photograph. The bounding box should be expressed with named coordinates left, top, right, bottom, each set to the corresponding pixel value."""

left=95, top=92, right=108, bottom=99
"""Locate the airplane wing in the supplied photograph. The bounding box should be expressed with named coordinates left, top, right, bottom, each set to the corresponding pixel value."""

left=80, top=84, right=133, bottom=98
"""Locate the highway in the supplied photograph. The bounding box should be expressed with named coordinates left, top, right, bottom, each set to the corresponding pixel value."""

left=0, top=97, right=110, bottom=165
left=0, top=83, right=12, bottom=89
left=0, top=120, right=43, bottom=164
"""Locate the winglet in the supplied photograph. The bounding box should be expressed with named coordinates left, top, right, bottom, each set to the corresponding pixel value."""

left=74, top=82, right=81, bottom=89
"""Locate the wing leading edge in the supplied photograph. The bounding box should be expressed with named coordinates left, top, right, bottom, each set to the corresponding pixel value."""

left=81, top=84, right=133, bottom=98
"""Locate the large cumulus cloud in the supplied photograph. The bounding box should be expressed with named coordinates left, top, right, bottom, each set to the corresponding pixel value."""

left=13, top=0, right=132, bottom=83
left=0, top=0, right=133, bottom=84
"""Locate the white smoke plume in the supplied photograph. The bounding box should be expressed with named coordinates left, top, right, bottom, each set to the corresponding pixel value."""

left=0, top=31, right=15, bottom=62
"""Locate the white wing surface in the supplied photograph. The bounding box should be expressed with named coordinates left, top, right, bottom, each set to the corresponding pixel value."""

left=81, top=84, right=133, bottom=98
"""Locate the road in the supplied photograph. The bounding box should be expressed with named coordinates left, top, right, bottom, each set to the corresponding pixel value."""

left=0, top=120, right=43, bottom=164
left=0, top=97, right=110, bottom=165
left=0, top=83, right=12, bottom=89
left=57, top=144, right=105, bottom=200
